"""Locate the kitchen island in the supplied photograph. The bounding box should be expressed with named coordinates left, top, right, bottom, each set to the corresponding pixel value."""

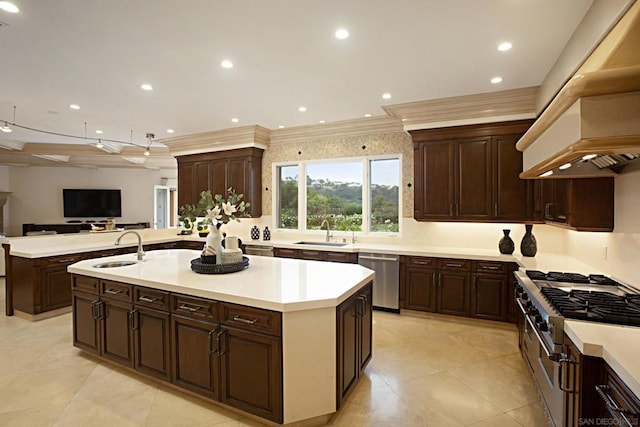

left=68, top=249, right=374, bottom=425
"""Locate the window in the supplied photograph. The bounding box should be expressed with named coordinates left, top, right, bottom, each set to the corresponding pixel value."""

left=274, top=156, right=401, bottom=234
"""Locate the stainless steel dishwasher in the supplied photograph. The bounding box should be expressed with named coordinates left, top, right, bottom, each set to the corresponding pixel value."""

left=358, top=253, right=400, bottom=312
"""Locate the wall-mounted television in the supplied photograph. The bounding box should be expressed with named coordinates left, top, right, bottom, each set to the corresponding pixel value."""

left=63, top=189, right=122, bottom=218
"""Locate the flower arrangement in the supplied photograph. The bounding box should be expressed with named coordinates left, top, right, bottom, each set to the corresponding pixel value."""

left=178, top=188, right=250, bottom=234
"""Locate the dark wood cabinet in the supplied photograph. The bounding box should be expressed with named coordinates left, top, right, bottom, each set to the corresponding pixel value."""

left=40, top=264, right=74, bottom=312
left=176, top=147, right=263, bottom=217
left=336, top=282, right=373, bottom=409
left=72, top=290, right=100, bottom=353
left=410, top=120, right=534, bottom=223
left=100, top=297, right=134, bottom=366
left=273, top=247, right=358, bottom=263
left=598, top=364, right=640, bottom=426
left=541, top=178, right=614, bottom=232
left=437, top=259, right=471, bottom=317
left=133, top=306, right=171, bottom=381
left=470, top=261, right=514, bottom=322
left=405, top=259, right=438, bottom=312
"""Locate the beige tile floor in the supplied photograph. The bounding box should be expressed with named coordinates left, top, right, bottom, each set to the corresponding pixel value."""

left=0, top=277, right=548, bottom=426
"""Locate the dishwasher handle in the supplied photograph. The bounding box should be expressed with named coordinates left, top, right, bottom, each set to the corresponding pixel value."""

left=359, top=255, right=399, bottom=262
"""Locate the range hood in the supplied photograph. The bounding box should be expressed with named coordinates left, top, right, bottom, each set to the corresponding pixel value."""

left=517, top=1, right=640, bottom=179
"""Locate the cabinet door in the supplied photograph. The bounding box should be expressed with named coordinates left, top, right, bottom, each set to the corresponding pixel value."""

left=456, top=137, right=492, bottom=219
left=542, top=179, right=568, bottom=223
left=171, top=315, right=219, bottom=398
left=72, top=291, right=100, bottom=354
left=100, top=298, right=134, bottom=367
left=40, top=265, right=73, bottom=312
left=219, top=327, right=282, bottom=423
left=177, top=163, right=195, bottom=208
left=358, top=284, right=373, bottom=372
left=227, top=158, right=247, bottom=197
left=336, top=295, right=359, bottom=404
left=194, top=162, right=211, bottom=199
left=414, top=141, right=455, bottom=219
left=133, top=306, right=171, bottom=381
left=298, top=249, right=326, bottom=261
left=210, top=159, right=228, bottom=199
left=405, top=267, right=438, bottom=312
left=470, top=274, right=507, bottom=321
left=438, top=272, right=470, bottom=317
left=493, top=135, right=530, bottom=221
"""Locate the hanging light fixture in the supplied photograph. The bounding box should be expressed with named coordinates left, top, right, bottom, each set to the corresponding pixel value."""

left=144, top=132, right=154, bottom=156
left=1, top=105, right=16, bottom=133
left=96, top=139, right=104, bottom=149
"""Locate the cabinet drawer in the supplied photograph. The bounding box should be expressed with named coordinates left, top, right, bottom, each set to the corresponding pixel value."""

left=406, top=256, right=437, bottom=269
left=437, top=258, right=471, bottom=271
left=72, top=275, right=99, bottom=294
left=598, top=365, right=640, bottom=423
left=326, top=252, right=357, bottom=264
left=220, top=302, right=282, bottom=336
left=44, top=253, right=85, bottom=266
left=181, top=240, right=205, bottom=250
left=274, top=248, right=299, bottom=259
left=171, top=294, right=218, bottom=320
left=100, top=280, right=133, bottom=302
left=473, top=261, right=506, bottom=274
left=134, top=286, right=170, bottom=311
left=298, top=250, right=326, bottom=261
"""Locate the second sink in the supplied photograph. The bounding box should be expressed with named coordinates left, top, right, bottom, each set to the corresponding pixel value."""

left=93, top=260, right=138, bottom=268
left=294, top=241, right=347, bottom=247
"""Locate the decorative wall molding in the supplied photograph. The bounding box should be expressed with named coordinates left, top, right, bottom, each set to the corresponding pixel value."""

left=382, top=86, right=539, bottom=126
left=162, top=125, right=270, bottom=157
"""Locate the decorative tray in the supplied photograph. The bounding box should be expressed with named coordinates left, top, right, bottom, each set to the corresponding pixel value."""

left=190, top=256, right=249, bottom=274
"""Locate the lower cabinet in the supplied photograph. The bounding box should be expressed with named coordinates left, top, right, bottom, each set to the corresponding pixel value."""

left=402, top=256, right=517, bottom=322
left=274, top=247, right=358, bottom=263
left=336, top=282, right=373, bottom=408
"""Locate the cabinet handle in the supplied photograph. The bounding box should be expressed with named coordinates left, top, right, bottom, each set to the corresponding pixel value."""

left=432, top=272, right=436, bottom=284
left=91, top=301, right=100, bottom=320
left=456, top=203, right=459, bottom=216
left=178, top=303, right=201, bottom=312
left=208, top=329, right=217, bottom=355
left=558, top=355, right=576, bottom=393
left=494, top=203, right=498, bottom=218
left=57, top=257, right=77, bottom=263
left=232, top=315, right=259, bottom=325
left=595, top=385, right=639, bottom=427
left=544, top=203, right=551, bottom=219
left=96, top=301, right=105, bottom=320
left=104, top=288, right=122, bottom=295
left=412, top=260, right=431, bottom=265
left=438, top=273, right=442, bottom=288
left=445, top=263, right=463, bottom=268
left=449, top=204, right=453, bottom=216
left=217, top=330, right=226, bottom=356
left=138, top=295, right=157, bottom=303
left=481, top=265, right=500, bottom=270
left=129, top=310, right=139, bottom=330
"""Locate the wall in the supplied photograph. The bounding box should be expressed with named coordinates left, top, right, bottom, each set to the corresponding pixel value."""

left=565, top=170, right=640, bottom=285
left=0, top=165, right=9, bottom=233
left=5, top=166, right=176, bottom=236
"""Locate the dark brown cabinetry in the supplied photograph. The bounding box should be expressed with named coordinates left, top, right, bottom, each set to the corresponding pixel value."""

left=273, top=247, right=358, bottom=264
left=336, top=282, right=372, bottom=408
left=541, top=178, right=614, bottom=232
left=410, top=120, right=534, bottom=223
left=176, top=147, right=263, bottom=217
left=402, top=256, right=517, bottom=322
left=598, top=364, right=640, bottom=427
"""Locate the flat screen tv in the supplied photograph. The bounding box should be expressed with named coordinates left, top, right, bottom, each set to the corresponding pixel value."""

left=63, top=189, right=122, bottom=218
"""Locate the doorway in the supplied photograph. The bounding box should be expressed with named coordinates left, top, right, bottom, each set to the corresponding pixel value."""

left=154, top=185, right=171, bottom=229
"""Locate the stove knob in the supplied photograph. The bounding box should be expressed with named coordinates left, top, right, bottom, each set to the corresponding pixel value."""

left=538, top=321, right=548, bottom=332
left=521, top=293, right=529, bottom=301
left=534, top=314, right=543, bottom=324
left=530, top=307, right=539, bottom=316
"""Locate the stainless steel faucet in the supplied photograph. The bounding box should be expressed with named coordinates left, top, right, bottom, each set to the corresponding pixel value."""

left=114, top=230, right=145, bottom=261
left=320, top=219, right=332, bottom=242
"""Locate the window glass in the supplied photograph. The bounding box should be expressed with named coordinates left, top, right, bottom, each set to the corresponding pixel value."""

left=277, top=165, right=298, bottom=229
left=306, top=162, right=363, bottom=231
left=370, top=158, right=400, bottom=232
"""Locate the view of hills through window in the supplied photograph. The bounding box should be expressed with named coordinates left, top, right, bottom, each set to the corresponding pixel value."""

left=276, top=158, right=399, bottom=233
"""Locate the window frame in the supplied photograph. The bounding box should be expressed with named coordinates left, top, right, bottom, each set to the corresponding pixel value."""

left=272, top=154, right=402, bottom=236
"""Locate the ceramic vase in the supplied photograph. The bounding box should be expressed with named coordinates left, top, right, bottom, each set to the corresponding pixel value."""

left=263, top=226, right=271, bottom=241
left=520, top=224, right=537, bottom=257
left=250, top=225, right=260, bottom=240
left=206, top=225, right=224, bottom=264
left=498, top=229, right=515, bottom=255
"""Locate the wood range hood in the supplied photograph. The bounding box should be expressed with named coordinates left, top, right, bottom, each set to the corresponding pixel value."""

left=517, top=1, right=640, bottom=179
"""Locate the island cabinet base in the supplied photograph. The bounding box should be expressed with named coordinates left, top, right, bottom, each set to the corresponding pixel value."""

left=71, top=273, right=374, bottom=425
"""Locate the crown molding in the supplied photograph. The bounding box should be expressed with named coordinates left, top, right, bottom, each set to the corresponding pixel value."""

left=161, top=125, right=270, bottom=157
left=0, top=139, right=26, bottom=151
left=269, top=116, right=404, bottom=145
left=382, top=86, right=539, bottom=126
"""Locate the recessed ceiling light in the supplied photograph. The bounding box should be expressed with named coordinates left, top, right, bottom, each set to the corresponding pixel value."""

left=318, top=120, right=326, bottom=124
left=401, top=118, right=408, bottom=122
left=498, top=42, right=512, bottom=52
left=559, top=163, right=572, bottom=170
left=0, top=2, right=20, bottom=13
left=491, top=77, right=503, bottom=84
left=220, top=60, right=233, bottom=69
left=582, top=154, right=597, bottom=160
left=231, top=118, right=239, bottom=123
left=335, top=28, right=349, bottom=40
left=382, top=93, right=392, bottom=100
left=364, top=113, right=372, bottom=117
left=166, top=129, right=174, bottom=133
left=141, top=83, right=153, bottom=91
left=278, top=125, right=285, bottom=129
left=95, top=130, right=103, bottom=134
left=298, top=106, right=307, bottom=112
left=69, top=104, right=80, bottom=110
left=540, top=170, right=553, bottom=177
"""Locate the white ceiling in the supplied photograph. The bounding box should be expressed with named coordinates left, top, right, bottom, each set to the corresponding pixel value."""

left=0, top=0, right=594, bottom=152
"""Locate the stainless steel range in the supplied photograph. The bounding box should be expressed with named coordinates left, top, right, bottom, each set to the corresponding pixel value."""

left=514, top=269, right=640, bottom=427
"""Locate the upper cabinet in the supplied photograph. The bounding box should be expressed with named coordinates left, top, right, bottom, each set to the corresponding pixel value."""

left=177, top=148, right=263, bottom=217
left=410, top=120, right=534, bottom=223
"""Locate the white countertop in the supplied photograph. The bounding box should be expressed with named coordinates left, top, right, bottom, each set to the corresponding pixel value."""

left=67, top=249, right=374, bottom=312
left=564, top=320, right=640, bottom=398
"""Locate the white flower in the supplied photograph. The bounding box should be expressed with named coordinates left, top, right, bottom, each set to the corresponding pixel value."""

left=206, top=206, right=222, bottom=223
left=222, top=201, right=237, bottom=216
